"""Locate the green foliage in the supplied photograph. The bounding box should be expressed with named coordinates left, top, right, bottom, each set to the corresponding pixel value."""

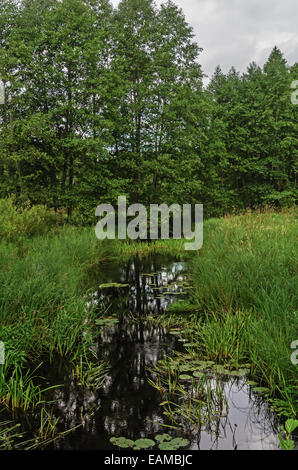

left=0, top=198, right=63, bottom=241
left=1, top=1, right=296, bottom=218
left=185, top=209, right=298, bottom=414
left=0, top=226, right=115, bottom=409
left=110, top=434, right=189, bottom=450
left=99, top=283, right=129, bottom=289
left=278, top=419, right=298, bottom=450
left=109, top=437, right=135, bottom=448
left=0, top=419, right=24, bottom=450
left=72, top=350, right=109, bottom=391
left=155, top=433, right=172, bottom=443
left=151, top=209, right=297, bottom=418
left=94, top=317, right=119, bottom=327
left=133, top=438, right=156, bottom=450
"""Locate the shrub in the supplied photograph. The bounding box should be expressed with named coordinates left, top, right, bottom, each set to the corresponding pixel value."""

left=0, top=198, right=64, bottom=241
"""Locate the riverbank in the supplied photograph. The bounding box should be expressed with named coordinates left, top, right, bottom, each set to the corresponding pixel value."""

left=155, top=208, right=298, bottom=418
left=0, top=207, right=297, bottom=448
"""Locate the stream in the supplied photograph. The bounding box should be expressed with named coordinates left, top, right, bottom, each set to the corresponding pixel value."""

left=22, top=254, right=288, bottom=450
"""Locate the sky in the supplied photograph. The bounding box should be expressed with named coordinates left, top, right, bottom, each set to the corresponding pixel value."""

left=110, top=0, right=298, bottom=82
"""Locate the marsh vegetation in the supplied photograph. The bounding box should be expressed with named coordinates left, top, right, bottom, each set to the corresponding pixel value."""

left=0, top=204, right=297, bottom=449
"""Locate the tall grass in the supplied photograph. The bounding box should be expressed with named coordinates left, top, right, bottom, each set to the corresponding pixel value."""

left=0, top=224, right=117, bottom=411
left=1, top=203, right=297, bottom=421
left=0, top=197, right=64, bottom=242
left=188, top=208, right=298, bottom=415
left=0, top=214, right=186, bottom=412
left=0, top=227, right=109, bottom=363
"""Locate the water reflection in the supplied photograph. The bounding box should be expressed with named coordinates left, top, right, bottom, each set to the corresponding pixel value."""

left=41, top=255, right=285, bottom=450
left=191, top=379, right=281, bottom=450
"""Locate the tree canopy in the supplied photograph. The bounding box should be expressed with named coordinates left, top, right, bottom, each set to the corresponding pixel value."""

left=0, top=0, right=297, bottom=222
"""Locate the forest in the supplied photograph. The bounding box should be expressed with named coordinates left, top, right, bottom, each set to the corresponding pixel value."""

left=0, top=0, right=297, bottom=222
left=0, top=0, right=297, bottom=453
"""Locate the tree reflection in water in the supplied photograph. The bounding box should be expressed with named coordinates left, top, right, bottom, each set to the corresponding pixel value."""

left=41, top=255, right=283, bottom=450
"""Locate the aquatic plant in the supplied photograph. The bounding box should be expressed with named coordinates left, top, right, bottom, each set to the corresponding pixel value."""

left=110, top=437, right=135, bottom=448
left=110, top=434, right=190, bottom=451
left=72, top=348, right=109, bottom=390
left=133, top=438, right=156, bottom=450
left=278, top=419, right=298, bottom=450
left=0, top=361, right=59, bottom=411
left=0, top=419, right=25, bottom=450
left=99, top=283, right=129, bottom=289
left=189, top=209, right=298, bottom=414
left=148, top=353, right=229, bottom=432
left=95, top=316, right=119, bottom=327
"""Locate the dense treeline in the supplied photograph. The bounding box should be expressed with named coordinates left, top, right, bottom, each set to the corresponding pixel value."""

left=0, top=0, right=297, bottom=222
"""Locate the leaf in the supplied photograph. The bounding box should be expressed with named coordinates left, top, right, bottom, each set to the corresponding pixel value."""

left=228, top=368, right=249, bottom=377
left=279, top=437, right=295, bottom=450
left=237, top=368, right=250, bottom=376
left=158, top=442, right=176, bottom=450
left=285, top=419, right=298, bottom=435
left=193, top=371, right=204, bottom=378
left=95, top=317, right=118, bottom=326
left=99, top=283, right=129, bottom=288
left=252, top=387, right=270, bottom=393
left=198, top=361, right=215, bottom=367
left=155, top=434, right=172, bottom=443
left=214, top=365, right=226, bottom=374
left=179, top=364, right=194, bottom=372
left=110, top=437, right=134, bottom=448
left=169, top=437, right=189, bottom=449
left=179, top=374, right=192, bottom=381
left=133, top=438, right=155, bottom=449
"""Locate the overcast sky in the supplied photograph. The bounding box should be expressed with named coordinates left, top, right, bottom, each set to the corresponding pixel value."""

left=110, top=0, right=298, bottom=82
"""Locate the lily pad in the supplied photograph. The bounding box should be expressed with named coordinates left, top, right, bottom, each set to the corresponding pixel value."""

left=179, top=374, right=192, bottom=381
left=228, top=368, right=250, bottom=377
left=110, top=437, right=134, bottom=448
left=133, top=438, right=155, bottom=449
left=158, top=437, right=189, bottom=450
left=158, top=442, right=176, bottom=450
left=95, top=317, right=118, bottom=326
left=214, top=365, right=226, bottom=374
left=155, top=434, right=172, bottom=443
left=193, top=371, right=204, bottom=378
left=163, top=292, right=186, bottom=295
left=179, top=364, right=195, bottom=372
left=252, top=387, right=270, bottom=393
left=99, top=282, right=129, bottom=288
left=164, top=437, right=190, bottom=449
left=198, top=361, right=215, bottom=367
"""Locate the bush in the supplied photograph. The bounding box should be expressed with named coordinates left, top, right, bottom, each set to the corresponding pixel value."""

left=0, top=198, right=64, bottom=241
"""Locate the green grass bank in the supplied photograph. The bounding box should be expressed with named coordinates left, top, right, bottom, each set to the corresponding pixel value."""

left=0, top=200, right=297, bottom=419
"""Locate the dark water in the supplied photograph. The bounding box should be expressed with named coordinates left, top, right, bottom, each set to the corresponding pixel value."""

left=22, top=254, right=290, bottom=450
